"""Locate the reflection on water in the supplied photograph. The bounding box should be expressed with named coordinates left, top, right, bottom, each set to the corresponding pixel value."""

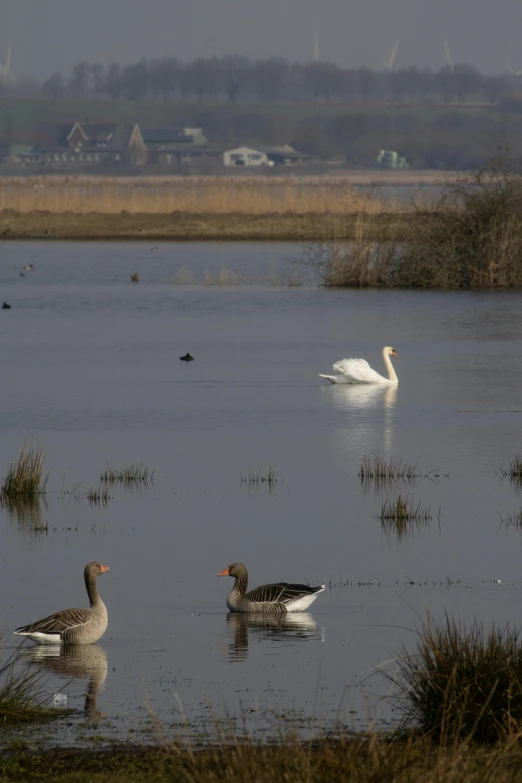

left=24, top=644, right=108, bottom=721
left=1, top=495, right=48, bottom=534
left=327, top=384, right=397, bottom=455
left=327, top=384, right=397, bottom=412
left=224, top=613, right=324, bottom=662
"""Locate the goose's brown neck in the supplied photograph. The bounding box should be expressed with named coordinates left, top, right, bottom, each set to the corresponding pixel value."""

left=85, top=570, right=100, bottom=606
left=232, top=570, right=248, bottom=596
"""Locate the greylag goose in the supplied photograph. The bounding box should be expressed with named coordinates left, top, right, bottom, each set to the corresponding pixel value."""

left=217, top=562, right=324, bottom=614
left=14, top=562, right=109, bottom=645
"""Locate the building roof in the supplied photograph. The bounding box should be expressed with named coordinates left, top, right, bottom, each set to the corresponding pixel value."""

left=261, top=145, right=311, bottom=159
left=34, top=122, right=140, bottom=153
left=141, top=127, right=207, bottom=148
left=225, top=146, right=267, bottom=155
left=34, top=122, right=77, bottom=150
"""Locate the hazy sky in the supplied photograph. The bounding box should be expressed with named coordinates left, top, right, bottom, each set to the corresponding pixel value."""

left=2, top=0, right=522, bottom=80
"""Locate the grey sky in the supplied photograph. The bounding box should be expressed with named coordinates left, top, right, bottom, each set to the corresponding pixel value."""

left=2, top=0, right=522, bottom=81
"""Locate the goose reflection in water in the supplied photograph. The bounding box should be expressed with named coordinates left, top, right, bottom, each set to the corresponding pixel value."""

left=24, top=644, right=108, bottom=721
left=225, top=612, right=324, bottom=662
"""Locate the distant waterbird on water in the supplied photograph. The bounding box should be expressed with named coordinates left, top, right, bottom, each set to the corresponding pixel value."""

left=2, top=302, right=11, bottom=309
left=180, top=353, right=194, bottom=362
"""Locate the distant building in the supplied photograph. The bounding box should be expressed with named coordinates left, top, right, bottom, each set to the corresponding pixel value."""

left=375, top=149, right=409, bottom=170
left=30, top=121, right=147, bottom=166
left=223, top=146, right=270, bottom=167
left=223, top=144, right=310, bottom=168
left=0, top=144, right=38, bottom=164
left=263, top=145, right=310, bottom=166
left=142, top=127, right=212, bottom=165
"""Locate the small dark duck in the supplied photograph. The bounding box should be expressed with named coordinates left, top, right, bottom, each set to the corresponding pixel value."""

left=180, top=353, right=194, bottom=362
left=2, top=302, right=11, bottom=309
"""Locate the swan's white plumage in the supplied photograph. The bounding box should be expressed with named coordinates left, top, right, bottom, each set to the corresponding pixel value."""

left=320, top=346, right=398, bottom=385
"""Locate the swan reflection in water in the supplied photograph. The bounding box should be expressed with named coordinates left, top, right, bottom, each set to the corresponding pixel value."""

left=325, top=382, right=398, bottom=412
left=323, top=383, right=398, bottom=455
left=224, top=612, right=324, bottom=662
left=24, top=644, right=108, bottom=721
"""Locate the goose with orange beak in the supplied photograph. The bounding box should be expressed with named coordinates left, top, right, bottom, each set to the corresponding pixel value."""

left=15, top=562, right=110, bottom=645
left=218, top=562, right=324, bottom=614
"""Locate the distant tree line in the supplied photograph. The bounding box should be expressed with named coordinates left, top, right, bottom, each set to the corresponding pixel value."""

left=39, top=56, right=519, bottom=106
left=199, top=109, right=522, bottom=169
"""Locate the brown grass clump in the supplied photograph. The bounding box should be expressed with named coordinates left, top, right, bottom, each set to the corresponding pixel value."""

left=398, top=156, right=522, bottom=288
left=390, top=614, right=522, bottom=744
left=0, top=442, right=48, bottom=501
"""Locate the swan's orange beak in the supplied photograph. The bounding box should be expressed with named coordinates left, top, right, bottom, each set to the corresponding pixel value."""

left=391, top=350, right=398, bottom=358
left=217, top=567, right=230, bottom=577
left=100, top=565, right=110, bottom=573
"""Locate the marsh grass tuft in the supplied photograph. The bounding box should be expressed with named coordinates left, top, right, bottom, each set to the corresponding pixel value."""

left=378, top=494, right=436, bottom=540
left=359, top=453, right=419, bottom=487
left=100, top=463, right=154, bottom=485
left=240, top=466, right=278, bottom=489
left=0, top=442, right=48, bottom=501
left=390, top=613, right=522, bottom=744
left=495, top=454, right=522, bottom=488
left=86, top=485, right=111, bottom=506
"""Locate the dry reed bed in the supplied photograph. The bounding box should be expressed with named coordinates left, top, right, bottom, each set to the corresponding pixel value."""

left=0, top=176, right=406, bottom=215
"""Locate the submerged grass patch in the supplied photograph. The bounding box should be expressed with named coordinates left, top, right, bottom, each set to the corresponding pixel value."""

left=359, top=453, right=419, bottom=484
left=100, top=463, right=154, bottom=485
left=495, top=454, right=522, bottom=488
left=240, top=466, right=278, bottom=489
left=378, top=494, right=436, bottom=540
left=86, top=485, right=112, bottom=506
left=0, top=442, right=48, bottom=500
left=389, top=613, right=522, bottom=744
left=498, top=507, right=522, bottom=529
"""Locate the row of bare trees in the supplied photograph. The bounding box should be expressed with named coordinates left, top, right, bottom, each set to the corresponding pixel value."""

left=39, top=56, right=517, bottom=106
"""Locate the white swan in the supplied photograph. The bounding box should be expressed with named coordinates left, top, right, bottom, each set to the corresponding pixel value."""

left=319, top=346, right=398, bottom=385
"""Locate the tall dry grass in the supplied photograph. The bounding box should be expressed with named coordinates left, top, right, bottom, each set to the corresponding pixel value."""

left=0, top=175, right=403, bottom=215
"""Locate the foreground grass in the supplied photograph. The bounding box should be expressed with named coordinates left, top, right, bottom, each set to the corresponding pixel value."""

left=2, top=736, right=522, bottom=782
left=0, top=635, right=63, bottom=724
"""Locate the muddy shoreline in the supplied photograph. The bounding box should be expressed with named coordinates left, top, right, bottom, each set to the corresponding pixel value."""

left=0, top=737, right=518, bottom=782
left=0, top=211, right=426, bottom=242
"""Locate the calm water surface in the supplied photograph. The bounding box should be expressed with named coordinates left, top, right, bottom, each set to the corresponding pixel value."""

left=1, top=241, right=522, bottom=746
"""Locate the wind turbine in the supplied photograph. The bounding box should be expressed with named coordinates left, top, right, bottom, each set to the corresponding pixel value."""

left=505, top=54, right=522, bottom=76
left=380, top=42, right=399, bottom=71
left=443, top=41, right=454, bottom=71
left=0, top=41, right=12, bottom=86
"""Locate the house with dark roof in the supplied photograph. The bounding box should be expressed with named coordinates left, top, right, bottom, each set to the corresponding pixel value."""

left=31, top=121, right=148, bottom=166
left=142, top=127, right=212, bottom=165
